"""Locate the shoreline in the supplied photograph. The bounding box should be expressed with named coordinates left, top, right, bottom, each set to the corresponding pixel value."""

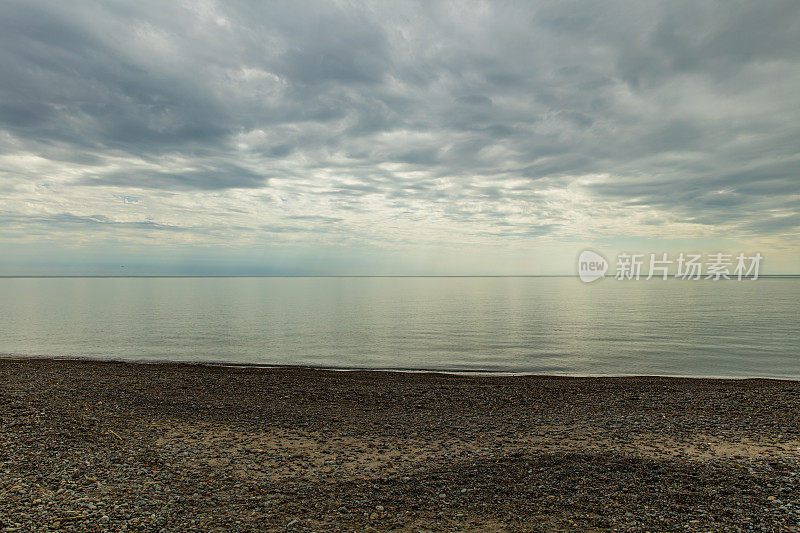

left=2, top=357, right=799, bottom=531
left=3, top=354, right=799, bottom=382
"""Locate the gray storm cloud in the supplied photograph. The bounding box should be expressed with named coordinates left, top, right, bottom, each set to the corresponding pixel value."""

left=0, top=0, right=798, bottom=267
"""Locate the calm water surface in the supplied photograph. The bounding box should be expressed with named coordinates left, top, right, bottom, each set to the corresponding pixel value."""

left=0, top=277, right=797, bottom=378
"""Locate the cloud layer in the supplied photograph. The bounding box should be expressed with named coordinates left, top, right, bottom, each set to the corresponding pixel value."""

left=0, top=0, right=798, bottom=272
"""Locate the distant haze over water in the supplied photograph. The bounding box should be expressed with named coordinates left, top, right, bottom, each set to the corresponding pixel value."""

left=1, top=277, right=798, bottom=379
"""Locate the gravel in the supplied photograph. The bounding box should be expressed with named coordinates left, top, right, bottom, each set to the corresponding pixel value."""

left=1, top=357, right=799, bottom=531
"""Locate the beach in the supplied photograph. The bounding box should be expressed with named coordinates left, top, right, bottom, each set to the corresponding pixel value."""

left=1, top=358, right=799, bottom=532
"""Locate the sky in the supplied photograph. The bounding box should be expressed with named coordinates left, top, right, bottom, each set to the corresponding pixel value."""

left=0, top=0, right=798, bottom=275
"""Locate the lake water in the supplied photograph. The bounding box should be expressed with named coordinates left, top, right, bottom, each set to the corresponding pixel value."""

left=0, top=277, right=797, bottom=379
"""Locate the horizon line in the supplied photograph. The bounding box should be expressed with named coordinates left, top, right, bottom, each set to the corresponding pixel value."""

left=1, top=274, right=799, bottom=279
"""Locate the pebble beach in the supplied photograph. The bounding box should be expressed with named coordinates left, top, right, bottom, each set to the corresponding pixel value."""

left=1, top=358, right=799, bottom=532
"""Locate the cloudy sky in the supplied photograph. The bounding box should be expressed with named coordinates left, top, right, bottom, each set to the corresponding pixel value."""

left=0, top=0, right=798, bottom=275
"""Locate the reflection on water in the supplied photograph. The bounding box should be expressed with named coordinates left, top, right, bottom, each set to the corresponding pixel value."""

left=0, top=277, right=798, bottom=378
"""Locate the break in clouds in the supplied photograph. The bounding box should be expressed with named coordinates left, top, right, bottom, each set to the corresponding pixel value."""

left=0, top=1, right=799, bottom=272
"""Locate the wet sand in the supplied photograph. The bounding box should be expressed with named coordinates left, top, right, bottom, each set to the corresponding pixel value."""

left=1, top=357, right=799, bottom=532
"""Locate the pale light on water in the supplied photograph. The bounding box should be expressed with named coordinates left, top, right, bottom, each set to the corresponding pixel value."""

left=0, top=277, right=797, bottom=379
